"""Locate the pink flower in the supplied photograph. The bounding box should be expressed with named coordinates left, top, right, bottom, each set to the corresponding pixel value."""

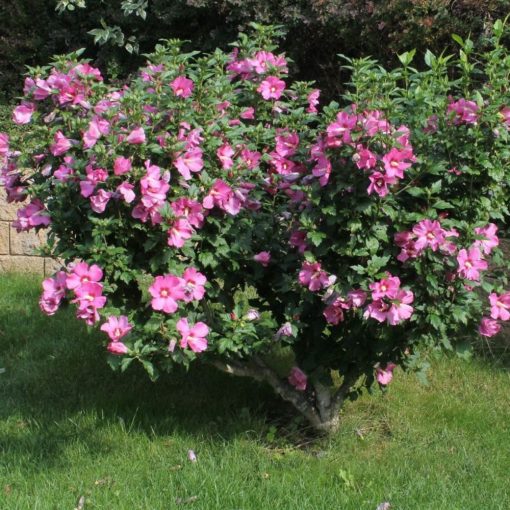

left=132, top=161, right=170, bottom=225
left=489, top=292, right=510, bottom=321
left=12, top=103, right=35, bottom=125
left=240, top=107, right=255, bottom=120
left=116, top=182, right=136, bottom=203
left=0, top=133, right=9, bottom=156
left=167, top=218, right=194, bottom=248
left=50, top=131, right=72, bottom=156
left=12, top=199, right=51, bottom=231
left=288, top=367, right=307, bottom=391
left=289, top=230, right=308, bottom=253
left=217, top=143, right=235, bottom=170
left=107, top=341, right=129, bottom=355
left=126, top=127, right=146, bottom=144
left=348, top=290, right=367, bottom=308
left=90, top=189, right=112, bottom=213
left=369, top=275, right=401, bottom=300
left=270, top=153, right=295, bottom=175
left=257, top=76, right=286, bottom=100
left=32, top=78, right=52, bottom=100
left=474, top=223, right=499, bottom=255
left=202, top=179, right=241, bottom=215
left=367, top=172, right=396, bottom=197
left=323, top=303, right=344, bottom=325
left=73, top=282, right=107, bottom=311
left=376, top=363, right=397, bottom=385
left=83, top=118, right=109, bottom=149
left=39, top=271, right=68, bottom=316
left=171, top=198, right=204, bottom=228
left=275, top=322, right=293, bottom=339
left=76, top=305, right=101, bottom=326
left=387, top=289, right=414, bottom=325
left=382, top=148, right=413, bottom=178
left=174, top=149, right=204, bottom=180
left=275, top=131, right=299, bottom=157
left=149, top=275, right=185, bottom=313
left=170, top=76, right=194, bottom=98
left=54, top=163, right=74, bottom=182
left=245, top=309, right=260, bottom=321
left=447, top=98, right=479, bottom=125
left=114, top=156, right=132, bottom=176
left=307, top=89, right=320, bottom=114
left=66, top=262, right=103, bottom=290
left=326, top=111, right=358, bottom=146
left=364, top=300, right=391, bottom=323
left=176, top=317, right=209, bottom=353
left=413, top=219, right=446, bottom=252
left=240, top=149, right=261, bottom=170
left=361, top=110, right=390, bottom=136
left=80, top=180, right=95, bottom=198
left=457, top=246, right=487, bottom=281
left=354, top=145, right=377, bottom=170
left=42, top=271, right=67, bottom=300
left=298, top=261, right=330, bottom=292
left=187, top=449, right=197, bottom=462
left=479, top=317, right=501, bottom=337
left=499, top=106, right=510, bottom=128
left=182, top=267, right=207, bottom=302
left=100, top=315, right=133, bottom=341
left=39, top=293, right=62, bottom=315
left=395, top=230, right=421, bottom=262
left=253, top=251, right=271, bottom=267
left=249, top=51, right=287, bottom=74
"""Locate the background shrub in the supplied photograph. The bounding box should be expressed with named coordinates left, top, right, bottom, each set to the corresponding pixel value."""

left=1, top=0, right=509, bottom=98
left=3, top=22, right=510, bottom=432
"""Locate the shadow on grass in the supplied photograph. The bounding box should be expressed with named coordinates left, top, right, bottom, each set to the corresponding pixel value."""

left=0, top=274, right=289, bottom=471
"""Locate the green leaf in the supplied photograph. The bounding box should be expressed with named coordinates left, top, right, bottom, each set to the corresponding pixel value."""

left=308, top=231, right=326, bottom=247
left=198, top=251, right=217, bottom=268
left=140, top=359, right=158, bottom=381
left=451, top=34, right=464, bottom=46
left=432, top=199, right=454, bottom=209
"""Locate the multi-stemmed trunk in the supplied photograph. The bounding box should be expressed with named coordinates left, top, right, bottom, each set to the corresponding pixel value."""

left=210, top=356, right=357, bottom=434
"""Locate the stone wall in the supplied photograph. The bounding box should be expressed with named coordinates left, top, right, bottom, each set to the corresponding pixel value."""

left=0, top=187, right=58, bottom=275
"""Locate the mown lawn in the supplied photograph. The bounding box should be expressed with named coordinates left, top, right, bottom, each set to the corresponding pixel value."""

left=0, top=273, right=509, bottom=509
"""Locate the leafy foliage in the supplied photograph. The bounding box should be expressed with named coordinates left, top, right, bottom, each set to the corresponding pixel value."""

left=2, top=22, right=510, bottom=428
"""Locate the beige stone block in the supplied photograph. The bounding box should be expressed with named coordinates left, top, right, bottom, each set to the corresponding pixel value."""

left=10, top=227, right=47, bottom=255
left=0, top=189, right=22, bottom=221
left=44, top=257, right=64, bottom=276
left=0, top=222, right=9, bottom=255
left=0, top=255, right=44, bottom=274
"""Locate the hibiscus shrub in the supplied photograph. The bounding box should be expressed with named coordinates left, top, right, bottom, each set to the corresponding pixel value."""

left=3, top=22, right=510, bottom=432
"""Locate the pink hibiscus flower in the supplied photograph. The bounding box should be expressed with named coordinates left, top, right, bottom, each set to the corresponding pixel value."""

left=456, top=246, right=487, bottom=281
left=489, top=292, right=510, bottom=321
left=170, top=76, right=194, bottom=98
left=182, top=267, right=207, bottom=302
left=376, top=363, right=397, bottom=385
left=100, top=315, right=133, bottom=341
left=288, top=367, right=307, bottom=391
left=253, top=251, right=271, bottom=267
left=412, top=219, right=446, bottom=252
left=257, top=76, right=286, bottom=100
left=176, top=317, right=209, bottom=353
left=479, top=317, right=501, bottom=337
left=149, top=275, right=185, bottom=313
left=66, top=262, right=103, bottom=290
left=298, top=261, right=330, bottom=292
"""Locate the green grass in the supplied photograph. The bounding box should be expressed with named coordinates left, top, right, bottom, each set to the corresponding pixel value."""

left=0, top=273, right=510, bottom=509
